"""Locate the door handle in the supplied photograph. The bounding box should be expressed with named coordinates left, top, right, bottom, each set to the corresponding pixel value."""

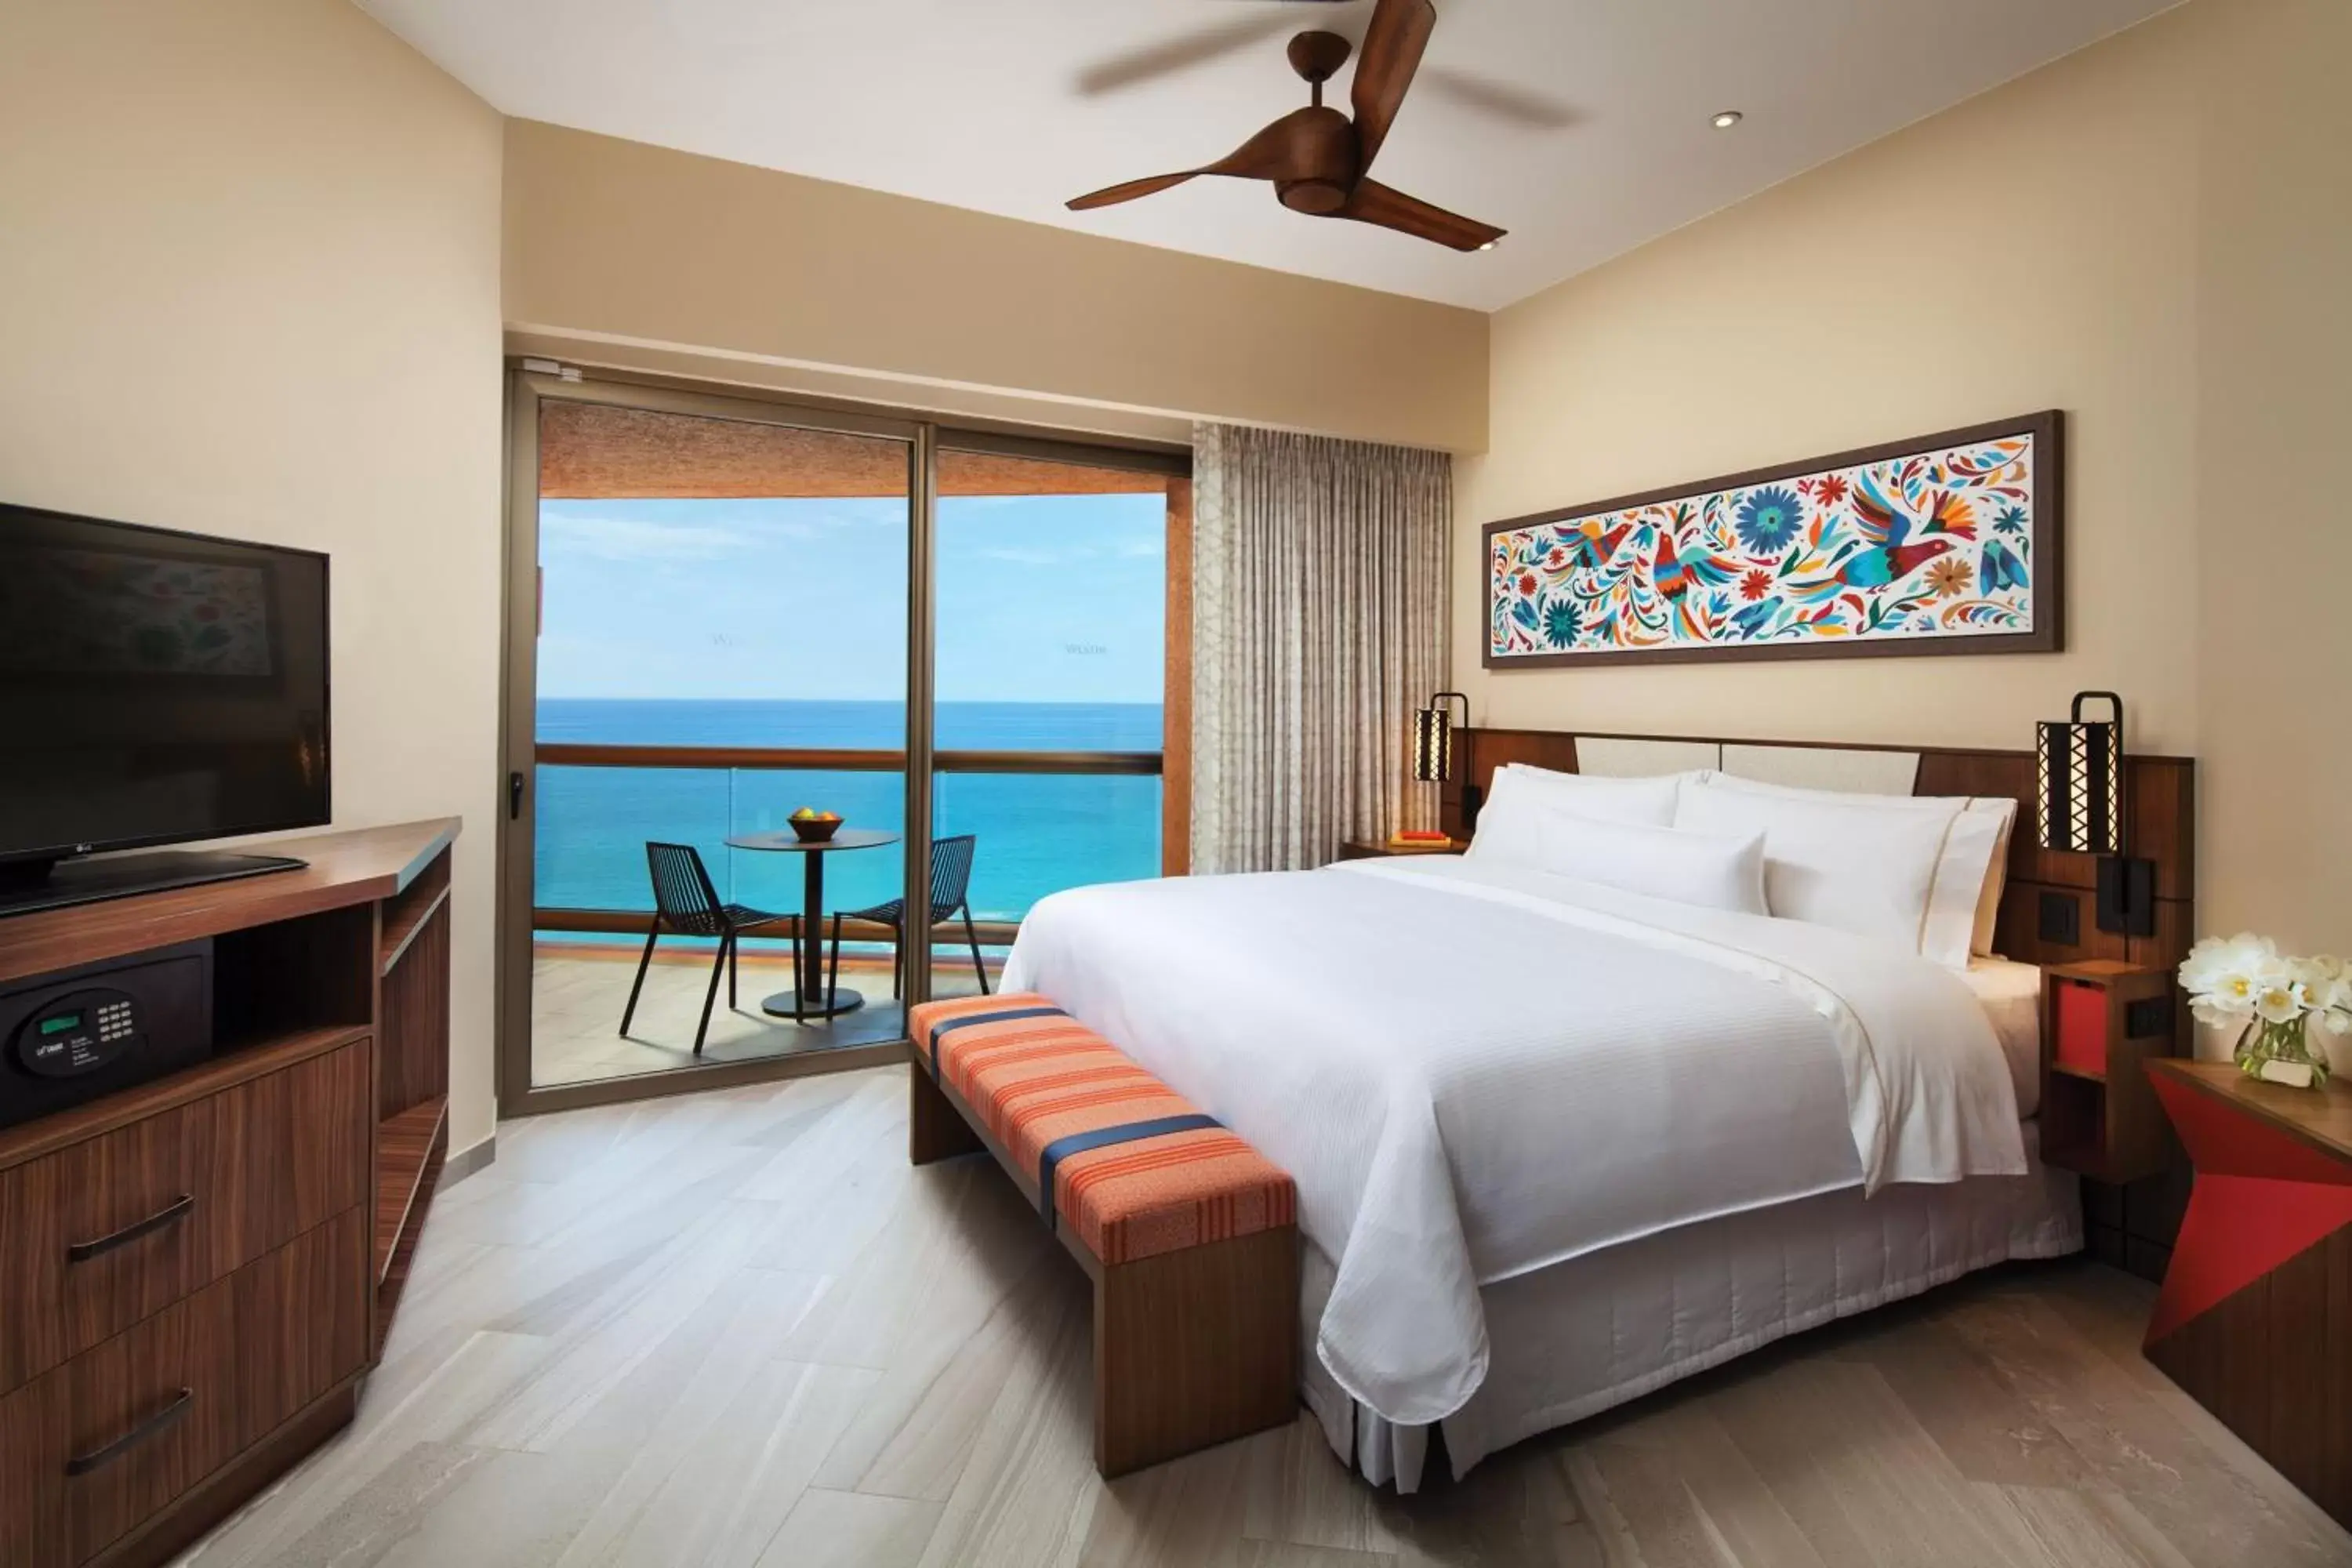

left=509, top=771, right=527, bottom=821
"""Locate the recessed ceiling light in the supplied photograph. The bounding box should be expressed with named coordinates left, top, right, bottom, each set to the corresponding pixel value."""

left=1477, top=240, right=1497, bottom=252
left=1711, top=110, right=1744, bottom=129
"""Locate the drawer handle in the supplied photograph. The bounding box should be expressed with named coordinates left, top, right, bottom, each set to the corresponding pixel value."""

left=66, top=1193, right=195, bottom=1265
left=64, top=1388, right=193, bottom=1478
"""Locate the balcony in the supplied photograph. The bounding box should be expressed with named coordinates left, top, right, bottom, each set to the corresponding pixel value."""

left=529, top=739, right=1163, bottom=1086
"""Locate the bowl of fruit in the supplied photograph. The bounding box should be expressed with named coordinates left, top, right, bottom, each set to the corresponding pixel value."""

left=788, top=808, right=843, bottom=844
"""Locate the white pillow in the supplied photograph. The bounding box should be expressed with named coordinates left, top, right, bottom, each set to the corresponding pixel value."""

left=1527, top=805, right=1768, bottom=916
left=1497, top=762, right=1683, bottom=825
left=1675, top=780, right=1962, bottom=963
left=1468, top=764, right=1682, bottom=866
left=1701, top=772, right=2016, bottom=959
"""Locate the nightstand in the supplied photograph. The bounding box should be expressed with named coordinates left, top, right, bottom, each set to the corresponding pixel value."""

left=2144, top=1061, right=2352, bottom=1530
left=2040, top=960, right=2179, bottom=1183
left=1334, top=837, right=1463, bottom=861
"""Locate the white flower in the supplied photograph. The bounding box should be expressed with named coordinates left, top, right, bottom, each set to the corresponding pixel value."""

left=2181, top=931, right=2278, bottom=1019
left=2193, top=996, right=2252, bottom=1030
left=2311, top=960, right=2352, bottom=1034
left=2254, top=978, right=2310, bottom=1025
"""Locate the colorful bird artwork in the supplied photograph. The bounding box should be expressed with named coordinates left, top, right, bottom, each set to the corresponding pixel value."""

left=1488, top=425, right=2046, bottom=662
left=1980, top=537, right=2028, bottom=593
left=1559, top=521, right=1635, bottom=574
left=1649, top=528, right=1742, bottom=601
left=1779, top=539, right=1958, bottom=604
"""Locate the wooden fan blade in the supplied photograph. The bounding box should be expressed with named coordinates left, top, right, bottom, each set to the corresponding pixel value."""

left=1336, top=178, right=1504, bottom=251
left=1068, top=172, right=1201, bottom=212
left=1351, top=0, right=1436, bottom=176
left=1070, top=108, right=1338, bottom=212
left=1204, top=107, right=1342, bottom=182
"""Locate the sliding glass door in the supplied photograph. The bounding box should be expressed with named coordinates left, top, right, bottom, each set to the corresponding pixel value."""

left=499, top=372, right=1186, bottom=1114
left=502, top=379, right=917, bottom=1107
left=918, top=444, right=1185, bottom=1001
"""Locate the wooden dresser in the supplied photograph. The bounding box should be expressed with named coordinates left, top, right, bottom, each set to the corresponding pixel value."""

left=0, top=821, right=456, bottom=1568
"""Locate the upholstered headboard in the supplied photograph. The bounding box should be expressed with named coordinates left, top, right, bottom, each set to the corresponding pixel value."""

left=1436, top=728, right=2194, bottom=974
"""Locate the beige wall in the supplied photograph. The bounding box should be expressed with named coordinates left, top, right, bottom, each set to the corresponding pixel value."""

left=1457, top=0, right=2350, bottom=960
left=1457, top=13, right=2203, bottom=753
left=0, top=0, right=506, bottom=1152
left=2192, top=0, right=2352, bottom=956
left=503, top=120, right=1489, bottom=453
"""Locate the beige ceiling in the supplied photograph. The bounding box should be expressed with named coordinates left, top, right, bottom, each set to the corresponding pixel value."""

left=358, top=0, right=2177, bottom=311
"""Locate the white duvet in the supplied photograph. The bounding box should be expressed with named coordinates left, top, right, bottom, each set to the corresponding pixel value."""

left=1000, top=855, right=2024, bottom=1426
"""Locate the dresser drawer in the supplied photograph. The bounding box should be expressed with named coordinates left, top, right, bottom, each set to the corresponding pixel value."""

left=0, top=1040, right=371, bottom=1398
left=0, top=1210, right=367, bottom=1568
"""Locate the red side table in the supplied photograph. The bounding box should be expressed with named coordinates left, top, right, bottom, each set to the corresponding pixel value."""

left=2145, top=1058, right=2352, bottom=1528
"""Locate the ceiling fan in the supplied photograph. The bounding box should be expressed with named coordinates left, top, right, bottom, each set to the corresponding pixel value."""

left=1066, top=0, right=1506, bottom=253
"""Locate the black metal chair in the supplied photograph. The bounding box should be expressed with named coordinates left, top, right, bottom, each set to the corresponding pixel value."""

left=826, top=834, right=989, bottom=1000
left=620, top=841, right=800, bottom=1054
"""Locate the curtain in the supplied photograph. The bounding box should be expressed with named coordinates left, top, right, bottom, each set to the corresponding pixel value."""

left=1191, top=423, right=1450, bottom=874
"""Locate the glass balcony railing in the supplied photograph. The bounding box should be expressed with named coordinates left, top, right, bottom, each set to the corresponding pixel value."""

left=932, top=770, right=1163, bottom=922
left=531, top=745, right=1162, bottom=942
left=533, top=764, right=909, bottom=920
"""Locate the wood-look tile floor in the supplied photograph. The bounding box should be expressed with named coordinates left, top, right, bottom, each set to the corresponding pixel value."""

left=179, top=1065, right=2352, bottom=1568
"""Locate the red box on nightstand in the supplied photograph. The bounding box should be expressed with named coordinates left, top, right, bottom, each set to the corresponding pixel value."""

left=2053, top=972, right=2117, bottom=1076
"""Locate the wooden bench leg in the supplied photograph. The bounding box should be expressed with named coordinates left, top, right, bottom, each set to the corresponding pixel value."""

left=909, top=1058, right=985, bottom=1166
left=1094, top=1225, right=1300, bottom=1477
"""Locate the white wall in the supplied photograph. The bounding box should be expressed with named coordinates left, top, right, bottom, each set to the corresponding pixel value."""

left=0, top=0, right=507, bottom=1153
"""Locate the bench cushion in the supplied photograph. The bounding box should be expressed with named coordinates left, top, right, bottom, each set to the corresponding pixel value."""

left=909, top=993, right=1296, bottom=1265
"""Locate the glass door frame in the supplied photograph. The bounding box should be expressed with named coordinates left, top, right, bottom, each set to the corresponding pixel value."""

left=496, top=365, right=1189, bottom=1119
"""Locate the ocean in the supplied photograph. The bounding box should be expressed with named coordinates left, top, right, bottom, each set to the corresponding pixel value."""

left=535, top=698, right=1163, bottom=924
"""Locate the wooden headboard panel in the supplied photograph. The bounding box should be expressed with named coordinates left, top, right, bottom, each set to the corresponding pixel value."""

left=1438, top=728, right=2194, bottom=974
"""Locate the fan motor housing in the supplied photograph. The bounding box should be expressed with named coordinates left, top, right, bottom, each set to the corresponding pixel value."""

left=1278, top=179, right=1351, bottom=215
left=1271, top=105, right=1359, bottom=189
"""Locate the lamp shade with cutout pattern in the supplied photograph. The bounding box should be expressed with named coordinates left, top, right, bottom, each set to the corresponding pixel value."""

left=2038, top=691, right=2125, bottom=855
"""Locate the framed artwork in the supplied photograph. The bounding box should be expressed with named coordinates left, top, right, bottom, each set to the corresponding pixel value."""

left=1484, top=411, right=2063, bottom=669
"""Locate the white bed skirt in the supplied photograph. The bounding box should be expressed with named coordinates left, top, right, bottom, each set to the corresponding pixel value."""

left=1299, top=1123, right=2081, bottom=1492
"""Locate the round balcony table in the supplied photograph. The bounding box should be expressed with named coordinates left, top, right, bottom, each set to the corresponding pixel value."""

left=724, top=827, right=899, bottom=1019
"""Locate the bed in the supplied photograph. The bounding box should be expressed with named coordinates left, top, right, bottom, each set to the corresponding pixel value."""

left=997, top=730, right=2194, bottom=1490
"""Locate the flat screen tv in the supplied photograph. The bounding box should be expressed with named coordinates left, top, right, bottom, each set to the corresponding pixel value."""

left=0, top=503, right=330, bottom=915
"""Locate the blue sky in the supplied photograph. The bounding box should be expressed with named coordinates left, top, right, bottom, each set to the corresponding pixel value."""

left=537, top=493, right=1166, bottom=704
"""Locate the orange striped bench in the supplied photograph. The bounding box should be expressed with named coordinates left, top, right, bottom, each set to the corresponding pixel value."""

left=906, top=992, right=1299, bottom=1476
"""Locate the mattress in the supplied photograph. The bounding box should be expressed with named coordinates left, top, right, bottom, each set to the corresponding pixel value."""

left=1304, top=1120, right=2081, bottom=1492
left=1966, top=956, right=2045, bottom=1116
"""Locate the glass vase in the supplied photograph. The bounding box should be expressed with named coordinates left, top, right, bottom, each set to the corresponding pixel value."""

left=2235, top=1016, right=2330, bottom=1088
